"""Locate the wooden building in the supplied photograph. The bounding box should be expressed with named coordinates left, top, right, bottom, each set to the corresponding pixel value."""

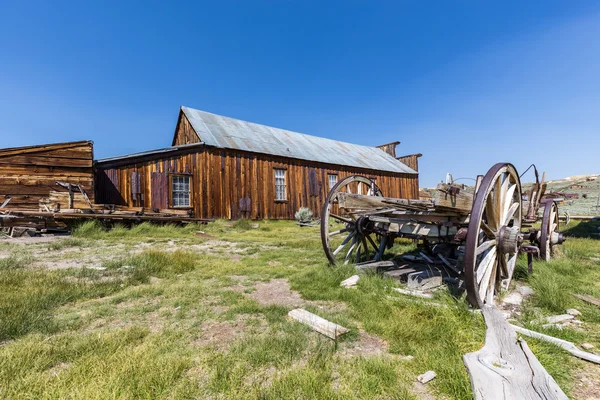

left=0, top=141, right=94, bottom=210
left=95, top=106, right=420, bottom=220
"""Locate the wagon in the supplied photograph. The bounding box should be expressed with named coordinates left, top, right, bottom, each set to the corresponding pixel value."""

left=320, top=163, right=566, bottom=307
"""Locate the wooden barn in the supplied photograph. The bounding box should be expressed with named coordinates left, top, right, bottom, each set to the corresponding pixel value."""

left=0, top=141, right=94, bottom=210
left=95, top=107, right=419, bottom=220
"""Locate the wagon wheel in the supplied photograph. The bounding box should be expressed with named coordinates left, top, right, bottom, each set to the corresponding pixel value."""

left=321, top=176, right=385, bottom=265
left=540, top=201, right=559, bottom=261
left=464, top=163, right=522, bottom=307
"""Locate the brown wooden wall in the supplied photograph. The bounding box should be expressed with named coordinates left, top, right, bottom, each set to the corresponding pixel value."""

left=172, top=113, right=200, bottom=146
left=0, top=141, right=94, bottom=210
left=96, top=146, right=419, bottom=220
left=397, top=154, right=421, bottom=172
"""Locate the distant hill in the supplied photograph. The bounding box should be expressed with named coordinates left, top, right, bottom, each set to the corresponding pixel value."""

left=523, top=174, right=600, bottom=216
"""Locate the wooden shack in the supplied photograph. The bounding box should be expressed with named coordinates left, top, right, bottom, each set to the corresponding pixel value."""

left=0, top=141, right=94, bottom=210
left=95, top=107, right=420, bottom=220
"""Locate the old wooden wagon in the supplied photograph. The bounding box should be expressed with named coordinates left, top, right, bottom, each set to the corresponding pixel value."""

left=320, top=162, right=565, bottom=307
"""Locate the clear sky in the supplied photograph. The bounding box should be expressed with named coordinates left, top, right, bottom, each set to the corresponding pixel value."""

left=1, top=1, right=599, bottom=187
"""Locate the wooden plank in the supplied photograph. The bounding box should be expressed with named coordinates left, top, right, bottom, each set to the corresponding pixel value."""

left=288, top=308, right=349, bottom=340
left=464, top=306, right=567, bottom=400
left=511, top=324, right=600, bottom=365
left=433, top=183, right=474, bottom=214
left=573, top=293, right=600, bottom=307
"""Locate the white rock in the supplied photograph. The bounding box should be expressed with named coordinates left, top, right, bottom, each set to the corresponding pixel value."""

left=502, top=292, right=523, bottom=306
left=402, top=355, right=414, bottom=361
left=168, top=240, right=175, bottom=246
left=517, top=286, right=534, bottom=296
left=566, top=308, right=581, bottom=316
left=417, top=370, right=436, bottom=384
left=581, top=343, right=595, bottom=350
left=340, top=275, right=360, bottom=288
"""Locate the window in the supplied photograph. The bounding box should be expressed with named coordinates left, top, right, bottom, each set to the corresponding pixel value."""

left=328, top=174, right=338, bottom=190
left=274, top=169, right=287, bottom=201
left=171, top=175, right=191, bottom=207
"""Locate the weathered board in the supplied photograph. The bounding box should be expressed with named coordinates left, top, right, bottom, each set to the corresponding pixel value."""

left=0, top=141, right=95, bottom=210
left=463, top=306, right=567, bottom=400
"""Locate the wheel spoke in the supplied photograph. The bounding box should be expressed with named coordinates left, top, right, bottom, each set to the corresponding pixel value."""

left=476, top=239, right=496, bottom=255
left=499, top=176, right=510, bottom=222
left=344, top=237, right=358, bottom=264
left=329, top=227, right=351, bottom=237
left=502, top=254, right=518, bottom=288
left=486, top=194, right=497, bottom=230
left=333, top=231, right=355, bottom=256
left=503, top=201, right=519, bottom=226
left=479, top=255, right=496, bottom=302
left=476, top=246, right=497, bottom=284
left=485, top=258, right=498, bottom=305
left=493, top=174, right=504, bottom=227
left=481, top=221, right=496, bottom=239
left=366, top=234, right=379, bottom=253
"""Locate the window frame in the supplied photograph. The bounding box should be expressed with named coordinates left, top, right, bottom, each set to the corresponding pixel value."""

left=274, top=168, right=288, bottom=202
left=328, top=173, right=338, bottom=190
left=168, top=173, right=193, bottom=209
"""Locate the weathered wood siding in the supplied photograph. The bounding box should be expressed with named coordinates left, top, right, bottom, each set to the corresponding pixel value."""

left=397, top=154, right=421, bottom=172
left=0, top=141, right=94, bottom=209
left=172, top=113, right=200, bottom=146
left=96, top=146, right=419, bottom=220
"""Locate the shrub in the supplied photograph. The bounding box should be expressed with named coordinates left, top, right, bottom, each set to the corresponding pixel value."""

left=294, top=207, right=313, bottom=224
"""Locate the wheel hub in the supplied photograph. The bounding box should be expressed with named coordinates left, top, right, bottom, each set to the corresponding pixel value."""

left=497, top=225, right=520, bottom=255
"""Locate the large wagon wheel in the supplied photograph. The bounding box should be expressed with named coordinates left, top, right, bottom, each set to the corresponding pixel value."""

left=540, top=201, right=559, bottom=261
left=464, top=163, right=522, bottom=307
left=321, top=176, right=385, bottom=265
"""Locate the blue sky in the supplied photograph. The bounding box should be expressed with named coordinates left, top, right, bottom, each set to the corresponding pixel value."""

left=1, top=1, right=598, bottom=187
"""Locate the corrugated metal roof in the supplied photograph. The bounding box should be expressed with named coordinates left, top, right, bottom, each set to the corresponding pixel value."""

left=181, top=106, right=417, bottom=174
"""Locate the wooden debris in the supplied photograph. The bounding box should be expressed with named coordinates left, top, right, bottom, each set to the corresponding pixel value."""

left=392, top=287, right=434, bottom=299
left=340, top=275, right=360, bottom=288
left=356, top=260, right=397, bottom=273
left=417, top=370, right=436, bottom=384
left=565, top=309, right=581, bottom=316
left=407, top=270, right=443, bottom=290
left=532, top=314, right=574, bottom=325
left=573, top=293, right=600, bottom=307
left=511, top=324, right=600, bottom=365
left=288, top=308, right=349, bottom=340
left=464, top=306, right=567, bottom=400
left=382, top=266, right=418, bottom=281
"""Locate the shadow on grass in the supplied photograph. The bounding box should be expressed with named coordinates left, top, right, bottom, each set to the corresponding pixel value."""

left=561, top=218, right=600, bottom=239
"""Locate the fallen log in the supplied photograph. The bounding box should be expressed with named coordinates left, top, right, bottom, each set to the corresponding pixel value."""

left=464, top=306, right=567, bottom=400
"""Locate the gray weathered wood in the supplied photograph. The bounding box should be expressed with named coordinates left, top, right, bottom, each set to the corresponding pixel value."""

left=573, top=293, right=600, bottom=307
left=433, top=183, right=474, bottom=213
left=392, top=287, right=434, bottom=299
left=464, top=306, right=567, bottom=400
left=511, top=324, right=600, bottom=365
left=288, top=308, right=349, bottom=340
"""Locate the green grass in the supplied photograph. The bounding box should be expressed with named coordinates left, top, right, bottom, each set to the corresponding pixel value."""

left=0, top=219, right=598, bottom=399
